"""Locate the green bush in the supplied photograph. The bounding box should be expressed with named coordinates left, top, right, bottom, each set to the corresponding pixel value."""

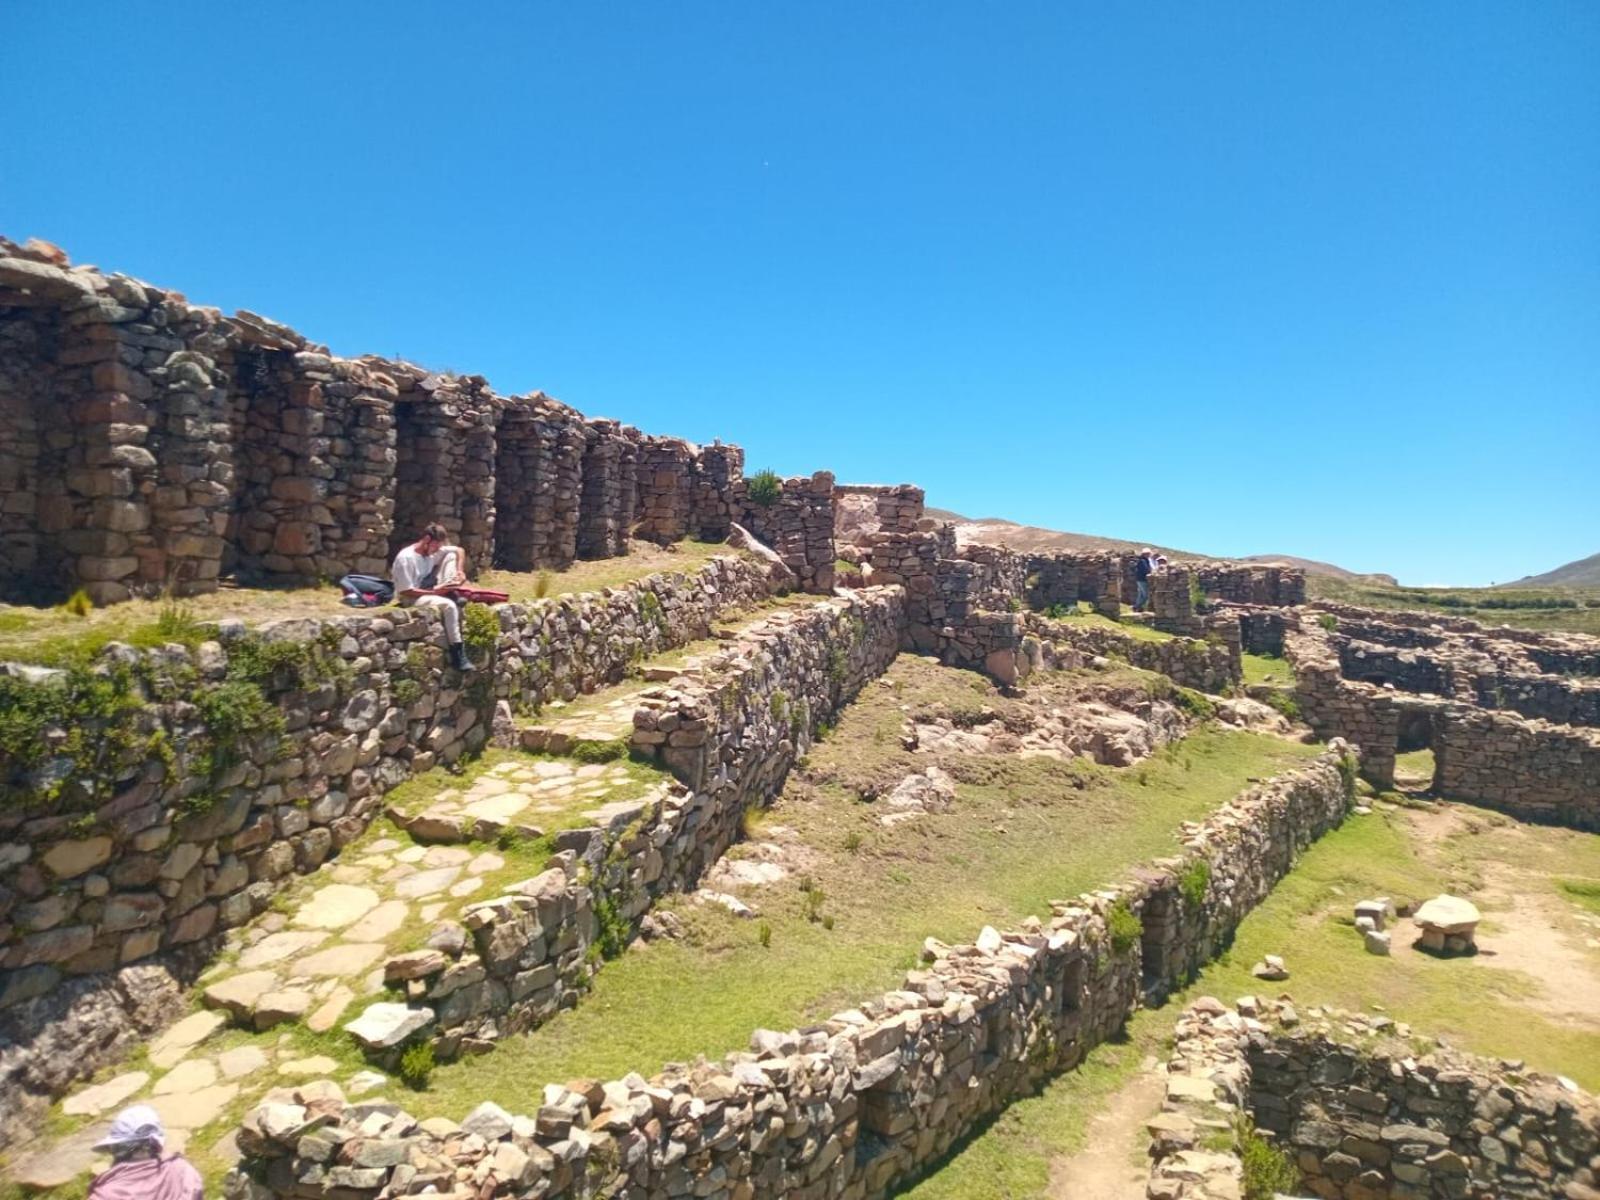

left=638, top=590, right=668, bottom=634
left=1106, top=899, right=1143, bottom=952
left=534, top=570, right=554, bottom=599
left=62, top=589, right=94, bottom=618
left=462, top=602, right=500, bottom=654
left=1240, top=1124, right=1300, bottom=1199
left=1337, top=750, right=1360, bottom=799
left=758, top=920, right=772, bottom=949
left=392, top=678, right=423, bottom=706
left=769, top=690, right=790, bottom=722
left=398, top=1041, right=435, bottom=1089
left=745, top=469, right=782, bottom=508
left=1317, top=613, right=1339, bottom=632
left=573, top=738, right=628, bottom=764
left=592, top=888, right=631, bottom=959
left=1178, top=858, right=1211, bottom=908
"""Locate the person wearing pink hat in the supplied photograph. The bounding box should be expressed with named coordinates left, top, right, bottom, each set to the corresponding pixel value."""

left=88, top=1105, right=202, bottom=1200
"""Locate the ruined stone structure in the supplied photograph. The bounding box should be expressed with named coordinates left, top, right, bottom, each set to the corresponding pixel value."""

left=1270, top=603, right=1600, bottom=827
left=0, top=555, right=774, bottom=1140
left=0, top=240, right=838, bottom=602
left=1148, top=999, right=1600, bottom=1199
left=232, top=748, right=1355, bottom=1200
left=344, top=591, right=906, bottom=1062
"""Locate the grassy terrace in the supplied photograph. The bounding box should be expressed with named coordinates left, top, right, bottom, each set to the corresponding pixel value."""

left=1307, top=573, right=1600, bottom=636
left=900, top=795, right=1600, bottom=1200
left=0, top=538, right=742, bottom=666
left=410, top=656, right=1319, bottom=1118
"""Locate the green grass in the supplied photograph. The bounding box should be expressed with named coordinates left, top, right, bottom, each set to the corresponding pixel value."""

left=1046, top=607, right=1174, bottom=643
left=1559, top=878, right=1600, bottom=917
left=1241, top=652, right=1294, bottom=688
left=410, top=657, right=1317, bottom=1118
left=1307, top=574, right=1600, bottom=636
left=1393, top=747, right=1435, bottom=784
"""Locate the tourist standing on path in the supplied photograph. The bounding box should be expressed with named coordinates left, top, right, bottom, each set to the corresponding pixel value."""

left=87, top=1106, right=203, bottom=1200
left=392, top=522, right=475, bottom=672
left=1134, top=548, right=1156, bottom=611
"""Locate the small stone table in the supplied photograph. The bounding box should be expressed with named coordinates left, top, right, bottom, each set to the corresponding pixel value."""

left=1413, top=894, right=1481, bottom=955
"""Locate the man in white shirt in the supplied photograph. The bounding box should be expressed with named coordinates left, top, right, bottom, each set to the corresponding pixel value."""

left=392, top=522, right=473, bottom=671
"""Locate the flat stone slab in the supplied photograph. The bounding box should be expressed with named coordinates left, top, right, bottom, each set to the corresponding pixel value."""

left=344, top=899, right=410, bottom=942
left=203, top=971, right=281, bottom=1020
left=218, top=1045, right=270, bottom=1079
left=288, top=942, right=388, bottom=979
left=461, top=794, right=532, bottom=824
left=9, top=1123, right=109, bottom=1189
left=345, top=1001, right=435, bottom=1050
left=238, top=930, right=329, bottom=969
left=308, top=985, right=355, bottom=1033
left=150, top=1083, right=240, bottom=1130
left=394, top=866, right=462, bottom=899
left=292, top=884, right=380, bottom=930
left=62, top=1071, right=149, bottom=1116
left=150, top=1008, right=229, bottom=1065
left=1414, top=894, right=1481, bottom=933
left=153, top=1057, right=218, bottom=1095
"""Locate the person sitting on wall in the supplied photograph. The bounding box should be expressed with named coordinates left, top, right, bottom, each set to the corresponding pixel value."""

left=87, top=1105, right=202, bottom=1200
left=1134, top=548, right=1156, bottom=611
left=392, top=522, right=474, bottom=672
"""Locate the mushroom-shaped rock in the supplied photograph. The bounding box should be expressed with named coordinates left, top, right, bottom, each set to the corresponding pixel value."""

left=1413, top=894, right=1481, bottom=955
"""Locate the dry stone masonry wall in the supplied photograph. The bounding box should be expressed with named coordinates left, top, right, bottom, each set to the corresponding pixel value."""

left=1283, top=604, right=1600, bottom=827
left=362, top=589, right=909, bottom=1063
left=1148, top=999, right=1600, bottom=1200
left=0, top=238, right=842, bottom=603
left=230, top=747, right=1356, bottom=1200
left=0, top=555, right=771, bottom=1138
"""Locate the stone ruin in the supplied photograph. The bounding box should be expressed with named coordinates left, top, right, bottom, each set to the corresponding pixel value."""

left=3, top=236, right=1598, bottom=1200
left=1243, top=599, right=1600, bottom=827
left=0, top=237, right=835, bottom=605
left=1148, top=998, right=1600, bottom=1199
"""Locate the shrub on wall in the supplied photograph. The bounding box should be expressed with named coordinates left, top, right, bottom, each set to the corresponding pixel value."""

left=745, top=469, right=782, bottom=508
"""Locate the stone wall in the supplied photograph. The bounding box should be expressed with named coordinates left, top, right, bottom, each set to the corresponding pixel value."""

left=0, top=555, right=772, bottom=1137
left=1433, top=706, right=1600, bottom=830
left=1195, top=563, right=1307, bottom=607
left=358, top=589, right=909, bottom=1061
left=0, top=237, right=804, bottom=603
left=1023, top=613, right=1238, bottom=694
left=738, top=470, right=839, bottom=594
left=230, top=747, right=1356, bottom=1200
left=835, top=484, right=926, bottom=555
left=1148, top=999, right=1600, bottom=1200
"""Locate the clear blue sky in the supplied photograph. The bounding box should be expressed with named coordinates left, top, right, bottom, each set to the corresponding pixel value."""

left=4, top=4, right=1596, bottom=585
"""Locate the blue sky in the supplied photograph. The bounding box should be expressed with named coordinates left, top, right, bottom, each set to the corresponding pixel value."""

left=3, top=4, right=1596, bottom=585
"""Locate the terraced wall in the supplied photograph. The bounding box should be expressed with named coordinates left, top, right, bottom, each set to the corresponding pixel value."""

left=0, top=554, right=770, bottom=1145
left=233, top=746, right=1357, bottom=1200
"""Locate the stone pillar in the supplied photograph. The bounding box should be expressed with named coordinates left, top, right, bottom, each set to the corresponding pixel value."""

left=633, top=437, right=694, bottom=543
left=690, top=442, right=743, bottom=541
left=491, top=394, right=584, bottom=571
left=576, top=419, right=636, bottom=560
left=388, top=369, right=499, bottom=569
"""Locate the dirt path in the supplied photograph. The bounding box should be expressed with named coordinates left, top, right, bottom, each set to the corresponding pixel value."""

left=1045, top=1064, right=1164, bottom=1200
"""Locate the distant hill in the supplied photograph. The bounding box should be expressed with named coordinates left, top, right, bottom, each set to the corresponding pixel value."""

left=1496, top=552, right=1600, bottom=589
left=925, top=509, right=1391, bottom=583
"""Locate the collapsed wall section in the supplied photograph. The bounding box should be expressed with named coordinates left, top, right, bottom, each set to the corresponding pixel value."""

left=233, top=748, right=1355, bottom=1200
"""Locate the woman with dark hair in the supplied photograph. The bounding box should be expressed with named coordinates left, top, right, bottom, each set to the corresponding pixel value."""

left=88, top=1105, right=202, bottom=1200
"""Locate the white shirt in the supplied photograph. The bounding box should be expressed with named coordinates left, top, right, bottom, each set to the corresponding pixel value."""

left=392, top=545, right=445, bottom=594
